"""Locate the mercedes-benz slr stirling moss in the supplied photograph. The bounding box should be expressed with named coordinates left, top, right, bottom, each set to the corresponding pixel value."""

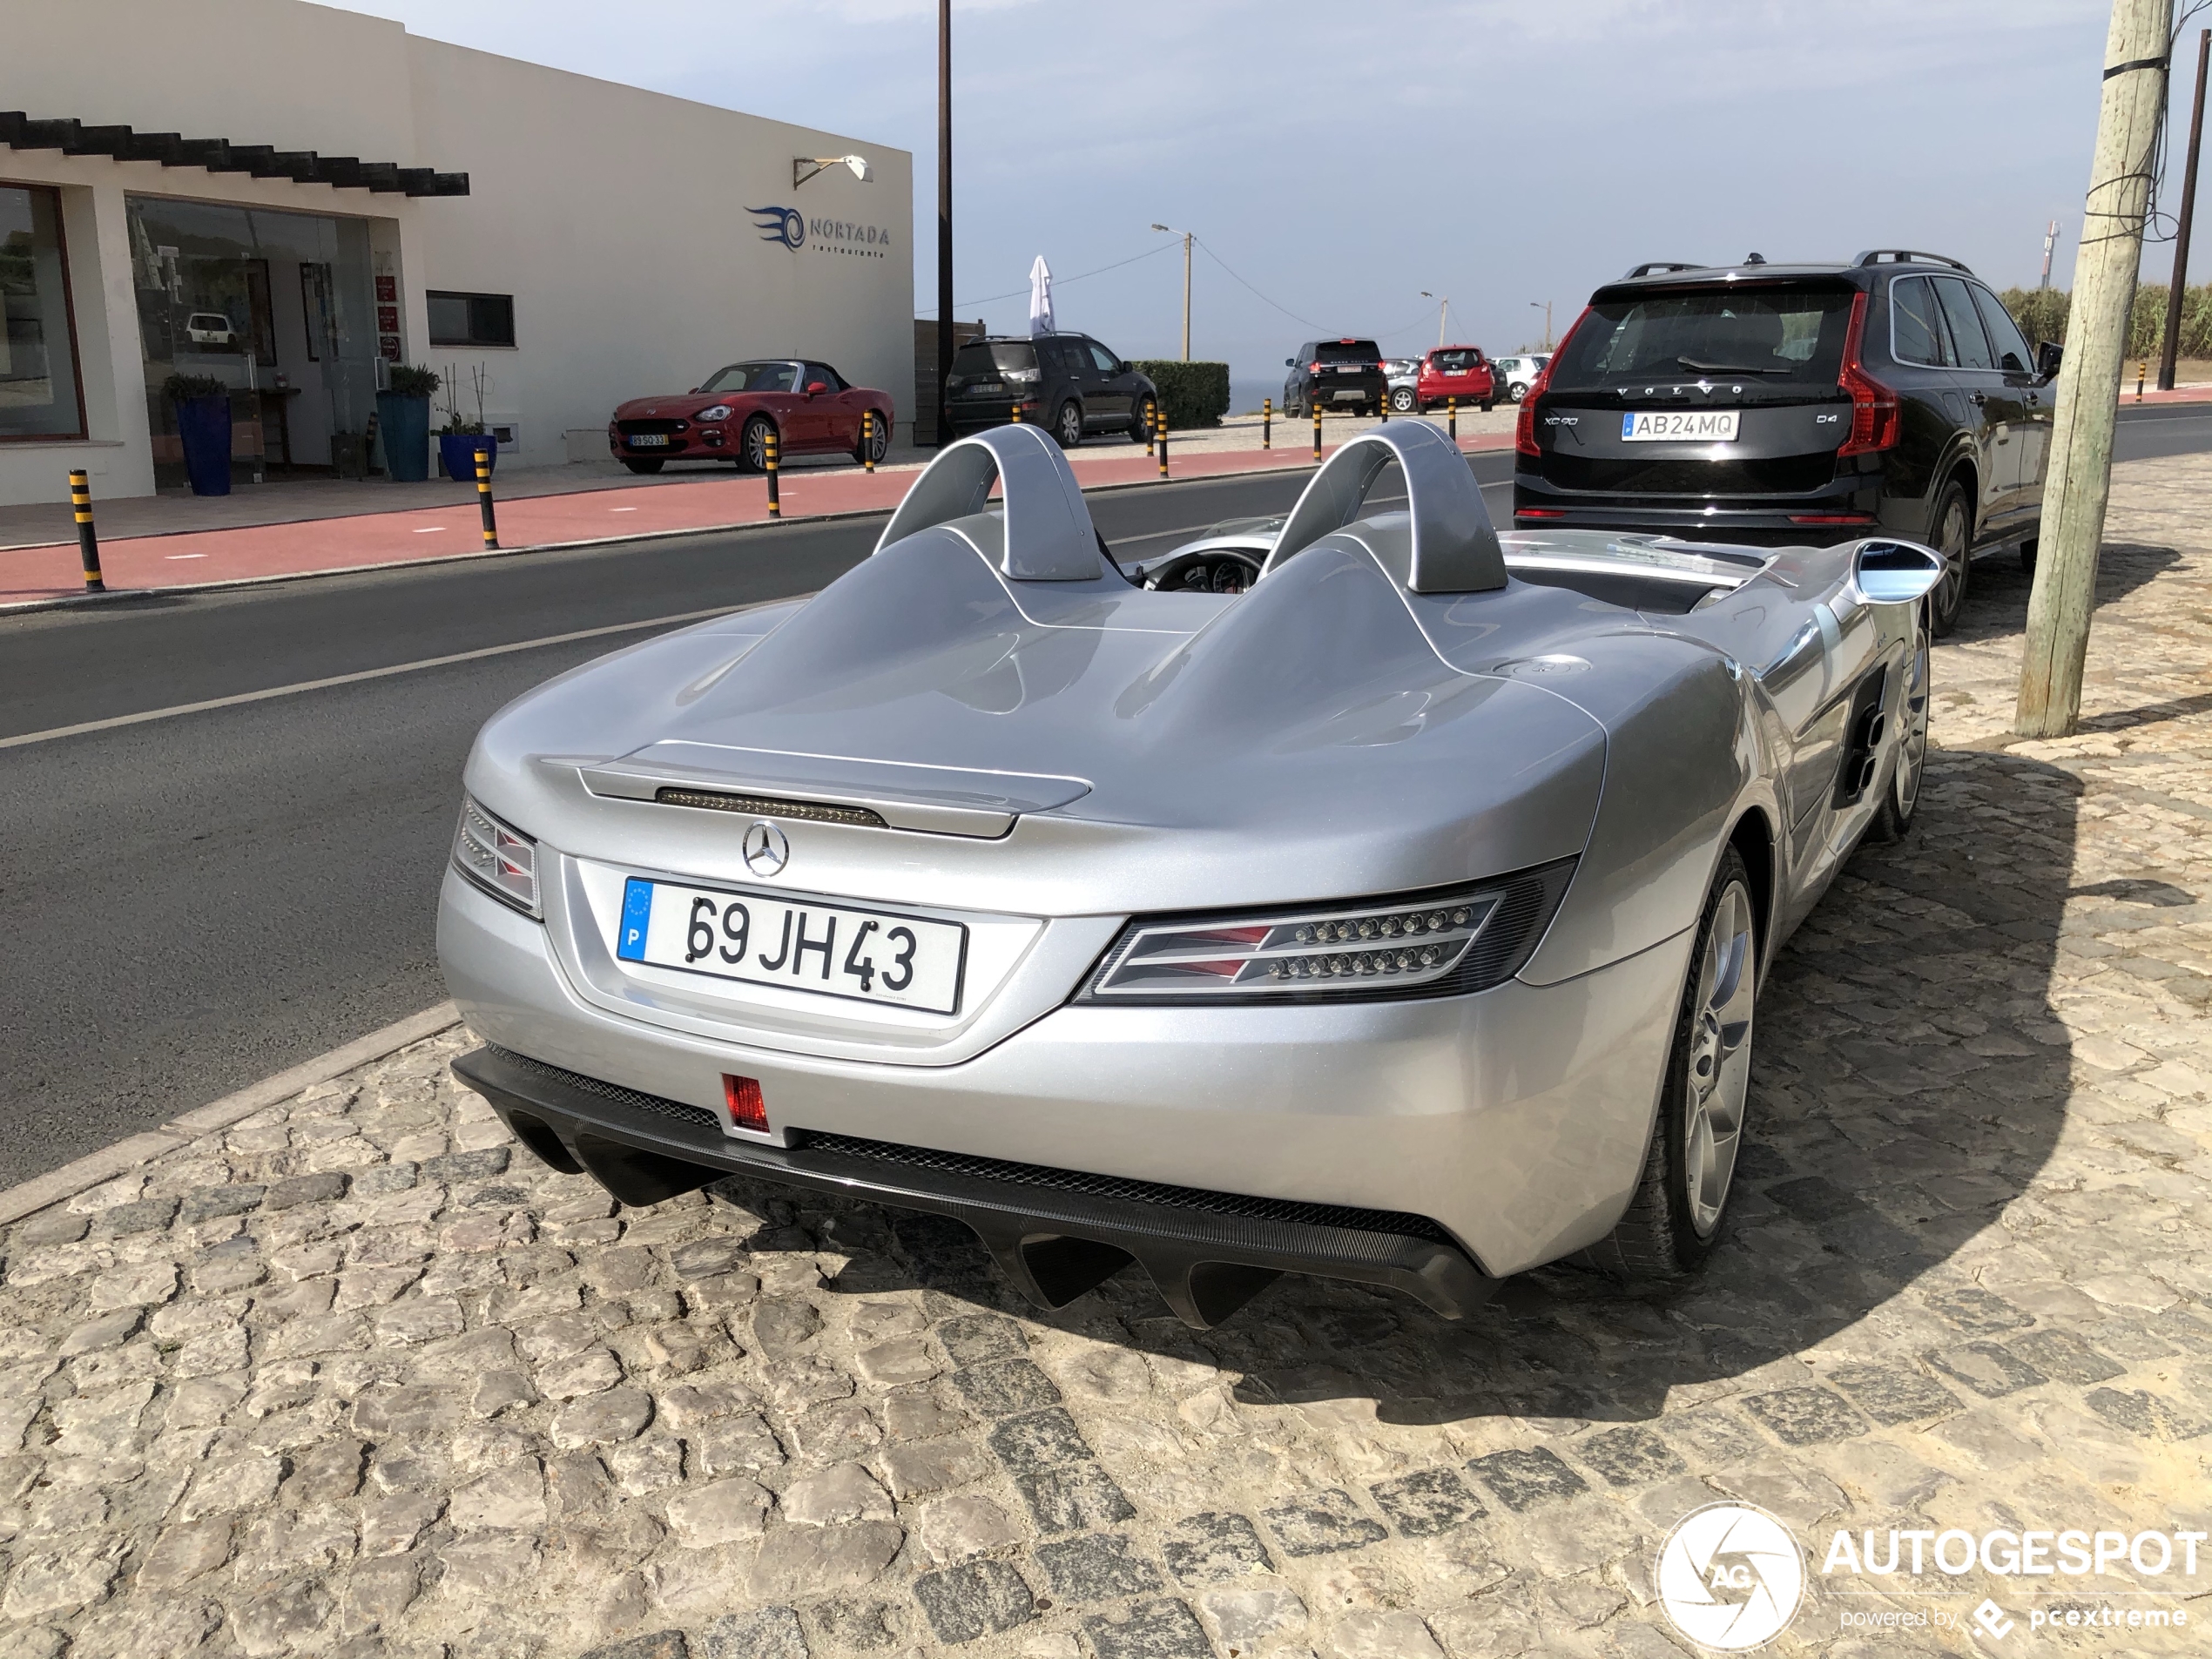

left=441, top=420, right=1941, bottom=1327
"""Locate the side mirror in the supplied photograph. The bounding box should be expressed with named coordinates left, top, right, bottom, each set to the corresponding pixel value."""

left=806, top=381, right=828, bottom=396
left=1285, top=358, right=1294, bottom=368
left=1851, top=540, right=1944, bottom=606
left=2035, top=341, right=2063, bottom=381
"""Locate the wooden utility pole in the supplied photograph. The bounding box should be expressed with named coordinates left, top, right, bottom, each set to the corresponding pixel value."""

left=2158, top=29, right=2209, bottom=389
left=2017, top=0, right=2173, bottom=738
left=934, top=0, right=954, bottom=447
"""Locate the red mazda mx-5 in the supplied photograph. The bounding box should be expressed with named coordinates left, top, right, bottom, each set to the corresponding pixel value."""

left=607, top=359, right=894, bottom=475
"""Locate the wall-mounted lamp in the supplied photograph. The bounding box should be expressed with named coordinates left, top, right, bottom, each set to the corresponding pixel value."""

left=794, top=155, right=873, bottom=188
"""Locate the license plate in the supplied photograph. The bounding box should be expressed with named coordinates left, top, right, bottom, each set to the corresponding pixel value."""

left=616, top=878, right=967, bottom=1014
left=968, top=382, right=1003, bottom=396
left=628, top=433, right=670, bottom=448
left=1622, top=410, right=1739, bottom=442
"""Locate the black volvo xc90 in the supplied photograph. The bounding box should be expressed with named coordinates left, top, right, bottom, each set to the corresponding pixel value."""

left=1513, top=251, right=2060, bottom=634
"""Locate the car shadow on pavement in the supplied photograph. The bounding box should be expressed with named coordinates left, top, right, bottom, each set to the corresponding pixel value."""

left=718, top=742, right=2088, bottom=1451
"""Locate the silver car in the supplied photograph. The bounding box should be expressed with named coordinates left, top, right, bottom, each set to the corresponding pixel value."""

left=441, top=421, right=1939, bottom=1327
left=1382, top=357, right=1420, bottom=412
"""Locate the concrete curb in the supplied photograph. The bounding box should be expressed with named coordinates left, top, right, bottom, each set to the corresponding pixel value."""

left=0, top=454, right=1346, bottom=617
left=0, top=1001, right=462, bottom=1226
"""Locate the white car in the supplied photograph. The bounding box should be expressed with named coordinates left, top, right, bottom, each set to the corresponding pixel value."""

left=1494, top=353, right=1551, bottom=402
left=185, top=312, right=237, bottom=347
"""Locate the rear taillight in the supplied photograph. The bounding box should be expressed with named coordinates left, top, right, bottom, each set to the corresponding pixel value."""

left=1309, top=361, right=1324, bottom=373
left=1836, top=291, right=1900, bottom=457
left=1514, top=307, right=1588, bottom=459
left=453, top=795, right=539, bottom=918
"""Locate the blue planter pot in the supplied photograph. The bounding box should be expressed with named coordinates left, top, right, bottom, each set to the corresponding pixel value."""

left=174, top=395, right=233, bottom=496
left=440, top=433, right=498, bottom=483
left=375, top=392, right=432, bottom=482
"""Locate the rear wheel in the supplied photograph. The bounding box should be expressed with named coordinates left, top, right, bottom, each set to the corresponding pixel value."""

left=621, top=457, right=664, bottom=475
left=1926, top=479, right=1973, bottom=637
left=738, top=416, right=775, bottom=475
left=1507, top=381, right=1527, bottom=403
left=1130, top=396, right=1157, bottom=442
left=1866, top=612, right=1931, bottom=844
left=1584, top=847, right=1757, bottom=1283
left=853, top=412, right=889, bottom=466
left=1055, top=401, right=1084, bottom=449
left=1389, top=386, right=1416, bottom=412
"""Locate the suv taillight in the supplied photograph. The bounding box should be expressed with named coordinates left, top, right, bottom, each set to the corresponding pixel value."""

left=1836, top=290, right=1900, bottom=457
left=1514, top=308, right=1587, bottom=458
left=1309, top=361, right=1324, bottom=373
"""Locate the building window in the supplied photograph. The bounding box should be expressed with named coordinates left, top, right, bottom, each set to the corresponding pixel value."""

left=428, top=290, right=516, bottom=348
left=0, top=183, right=86, bottom=441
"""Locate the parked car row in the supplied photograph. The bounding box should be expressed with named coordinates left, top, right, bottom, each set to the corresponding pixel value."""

left=1288, top=340, right=1538, bottom=417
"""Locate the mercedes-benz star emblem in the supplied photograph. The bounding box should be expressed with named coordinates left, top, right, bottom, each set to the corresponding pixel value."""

left=742, top=821, right=789, bottom=876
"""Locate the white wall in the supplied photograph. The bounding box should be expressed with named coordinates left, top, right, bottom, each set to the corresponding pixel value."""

left=0, top=0, right=911, bottom=502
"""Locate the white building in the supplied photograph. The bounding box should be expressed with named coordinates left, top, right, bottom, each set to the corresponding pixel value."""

left=0, top=0, right=913, bottom=506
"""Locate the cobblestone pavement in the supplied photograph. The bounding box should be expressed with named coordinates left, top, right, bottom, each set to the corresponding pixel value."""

left=3, top=458, right=2209, bottom=1658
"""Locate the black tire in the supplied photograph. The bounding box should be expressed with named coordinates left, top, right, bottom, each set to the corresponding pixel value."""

left=621, top=457, right=664, bottom=475
left=2019, top=536, right=2038, bottom=574
left=1389, top=387, right=1416, bottom=413
left=1130, top=396, right=1157, bottom=442
left=738, top=416, right=775, bottom=475
left=1480, top=398, right=1494, bottom=413
left=1507, top=382, right=1527, bottom=403
left=1053, top=400, right=1084, bottom=449
left=853, top=413, right=889, bottom=467
left=1583, top=846, right=1758, bottom=1284
left=1865, top=611, right=1931, bottom=845
left=1925, top=477, right=1973, bottom=637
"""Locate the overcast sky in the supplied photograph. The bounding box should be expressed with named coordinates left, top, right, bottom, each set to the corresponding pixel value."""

left=338, top=0, right=2188, bottom=397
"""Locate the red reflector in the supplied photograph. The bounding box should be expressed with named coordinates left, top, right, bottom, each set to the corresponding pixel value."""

left=1787, top=513, right=1875, bottom=524
left=1519, top=508, right=1567, bottom=518
left=723, top=1075, right=768, bottom=1132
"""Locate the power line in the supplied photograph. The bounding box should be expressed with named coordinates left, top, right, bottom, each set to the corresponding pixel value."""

left=1192, top=237, right=1326, bottom=331
left=954, top=240, right=1177, bottom=309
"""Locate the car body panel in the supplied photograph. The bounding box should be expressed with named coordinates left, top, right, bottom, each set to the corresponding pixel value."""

left=444, top=420, right=1939, bottom=1323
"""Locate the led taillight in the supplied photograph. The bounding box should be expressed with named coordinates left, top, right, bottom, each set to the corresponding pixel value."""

left=1309, top=361, right=1324, bottom=373
left=452, top=796, right=539, bottom=917
left=723, top=1075, right=768, bottom=1132
left=1514, top=308, right=1585, bottom=459
left=1835, top=290, right=1900, bottom=457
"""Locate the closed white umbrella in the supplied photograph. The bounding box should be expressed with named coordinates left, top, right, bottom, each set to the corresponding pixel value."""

left=1028, top=255, right=1055, bottom=337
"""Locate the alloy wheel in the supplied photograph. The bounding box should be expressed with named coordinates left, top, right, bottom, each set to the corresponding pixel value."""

left=1894, top=625, right=1930, bottom=820
left=1683, top=881, right=1755, bottom=1238
left=1057, top=402, right=1083, bottom=448
left=743, top=418, right=772, bottom=473
left=1931, top=492, right=1971, bottom=631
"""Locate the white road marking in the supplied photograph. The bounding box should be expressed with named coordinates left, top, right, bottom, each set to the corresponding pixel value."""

left=165, top=553, right=208, bottom=560
left=413, top=526, right=447, bottom=534
left=0, top=605, right=747, bottom=751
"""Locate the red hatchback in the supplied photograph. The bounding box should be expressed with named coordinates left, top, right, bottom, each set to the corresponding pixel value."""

left=1413, top=346, right=1497, bottom=413
left=608, top=359, right=894, bottom=475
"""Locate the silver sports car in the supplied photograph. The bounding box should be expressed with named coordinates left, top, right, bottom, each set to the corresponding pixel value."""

left=442, top=421, right=1941, bottom=1327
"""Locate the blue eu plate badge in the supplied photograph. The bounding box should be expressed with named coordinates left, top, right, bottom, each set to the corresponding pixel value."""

left=617, top=878, right=653, bottom=961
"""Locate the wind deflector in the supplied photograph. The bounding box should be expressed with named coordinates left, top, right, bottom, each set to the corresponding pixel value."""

left=1261, top=421, right=1506, bottom=594
left=873, top=424, right=1104, bottom=581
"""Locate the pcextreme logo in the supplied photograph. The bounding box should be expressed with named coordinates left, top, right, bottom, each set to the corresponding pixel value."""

left=1656, top=1503, right=1806, bottom=1649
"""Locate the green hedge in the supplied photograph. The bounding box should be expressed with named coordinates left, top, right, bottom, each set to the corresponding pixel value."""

left=2000, top=283, right=2212, bottom=361
left=1132, top=360, right=1230, bottom=428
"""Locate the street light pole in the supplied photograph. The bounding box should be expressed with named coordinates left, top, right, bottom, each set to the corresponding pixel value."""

left=1421, top=291, right=1448, bottom=347
left=934, top=0, right=953, bottom=447
left=1152, top=224, right=1192, bottom=360
left=1528, top=300, right=1552, bottom=351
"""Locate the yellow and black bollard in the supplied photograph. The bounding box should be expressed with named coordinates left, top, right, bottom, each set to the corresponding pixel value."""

left=475, top=447, right=499, bottom=550
left=1447, top=396, right=1457, bottom=443
left=1009, top=401, right=1022, bottom=424
left=71, top=469, right=105, bottom=593
left=1143, top=403, right=1153, bottom=455
left=861, top=408, right=876, bottom=473
left=1379, top=382, right=1389, bottom=422
left=765, top=426, right=780, bottom=516
left=1312, top=397, right=1323, bottom=462
left=1156, top=404, right=1169, bottom=478
left=2138, top=359, right=2149, bottom=401
left=1262, top=396, right=1271, bottom=451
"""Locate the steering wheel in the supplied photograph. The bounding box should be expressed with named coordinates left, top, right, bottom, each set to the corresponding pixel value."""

left=1142, top=550, right=1264, bottom=594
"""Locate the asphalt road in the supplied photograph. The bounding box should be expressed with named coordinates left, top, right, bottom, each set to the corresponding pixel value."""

left=3, top=409, right=2205, bottom=1188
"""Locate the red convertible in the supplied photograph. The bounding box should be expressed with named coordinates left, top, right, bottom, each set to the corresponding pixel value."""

left=608, top=359, right=894, bottom=475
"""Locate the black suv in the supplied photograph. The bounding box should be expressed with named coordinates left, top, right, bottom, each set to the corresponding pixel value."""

left=1284, top=339, right=1386, bottom=417
left=945, top=334, right=1157, bottom=448
left=1513, top=252, right=2061, bottom=633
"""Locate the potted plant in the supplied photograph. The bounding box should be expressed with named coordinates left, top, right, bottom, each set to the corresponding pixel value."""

left=436, top=364, right=497, bottom=482
left=376, top=363, right=439, bottom=482
left=163, top=373, right=233, bottom=497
